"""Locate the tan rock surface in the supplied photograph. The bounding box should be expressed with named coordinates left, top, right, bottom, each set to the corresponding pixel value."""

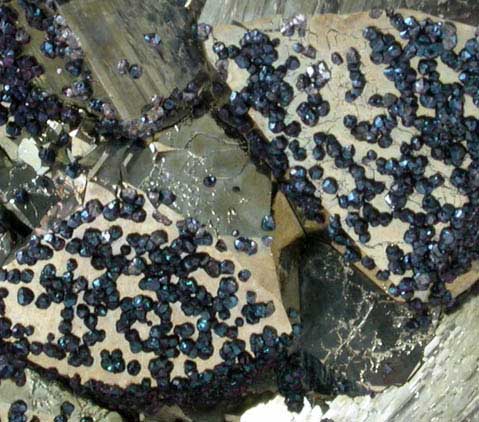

left=2, top=182, right=290, bottom=388
left=204, top=9, right=479, bottom=300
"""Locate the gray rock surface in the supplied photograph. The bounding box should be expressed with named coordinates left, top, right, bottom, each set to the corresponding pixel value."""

left=58, top=0, right=206, bottom=120
left=0, top=230, right=13, bottom=265
left=321, top=289, right=479, bottom=422
left=0, top=149, right=12, bottom=193
left=123, top=114, right=273, bottom=237
left=299, top=239, right=436, bottom=391
left=0, top=369, right=123, bottom=422
left=200, top=0, right=479, bottom=26
left=0, top=164, right=61, bottom=229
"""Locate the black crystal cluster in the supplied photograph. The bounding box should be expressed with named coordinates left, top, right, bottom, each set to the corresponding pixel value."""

left=213, top=11, right=479, bottom=325
left=0, top=4, right=81, bottom=140
left=7, top=399, right=94, bottom=422
left=344, top=47, right=366, bottom=102
left=358, top=13, right=479, bottom=311
left=52, top=401, right=75, bottom=422
left=8, top=400, right=34, bottom=422
left=117, top=59, right=143, bottom=80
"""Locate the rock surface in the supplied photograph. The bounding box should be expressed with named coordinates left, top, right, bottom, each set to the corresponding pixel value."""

left=240, top=287, right=479, bottom=421
left=58, top=0, right=206, bottom=120
left=322, top=288, right=479, bottom=421
left=2, top=0, right=479, bottom=420
left=203, top=10, right=479, bottom=301
left=2, top=181, right=290, bottom=395
left=299, top=239, right=435, bottom=390
left=0, top=163, right=62, bottom=229
left=123, top=114, right=272, bottom=237
left=0, top=368, right=123, bottom=422
left=200, top=0, right=479, bottom=26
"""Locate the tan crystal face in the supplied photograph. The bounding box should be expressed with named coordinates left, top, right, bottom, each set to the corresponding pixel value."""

left=204, top=9, right=479, bottom=300
left=1, top=183, right=289, bottom=388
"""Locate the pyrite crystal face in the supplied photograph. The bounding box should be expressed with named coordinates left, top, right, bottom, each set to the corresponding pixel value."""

left=55, top=0, right=206, bottom=121
left=299, top=240, right=436, bottom=390
left=123, top=114, right=274, bottom=238
left=0, top=369, right=123, bottom=422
